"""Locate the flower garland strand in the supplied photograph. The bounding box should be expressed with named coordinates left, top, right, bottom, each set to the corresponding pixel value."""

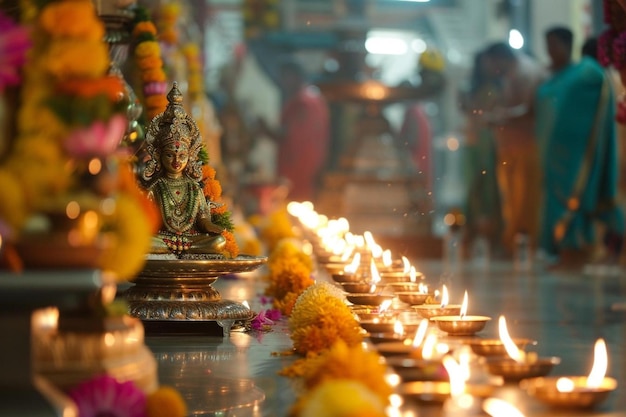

left=132, top=6, right=168, bottom=121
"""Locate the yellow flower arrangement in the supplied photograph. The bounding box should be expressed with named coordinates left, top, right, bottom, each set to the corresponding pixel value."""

left=289, top=380, right=386, bottom=417
left=419, top=48, right=446, bottom=72
left=132, top=21, right=158, bottom=38
left=146, top=386, right=188, bottom=417
left=300, top=340, right=392, bottom=404
left=135, top=41, right=161, bottom=59
left=272, top=290, right=300, bottom=316
left=0, top=0, right=154, bottom=282
left=158, top=2, right=181, bottom=45
left=267, top=238, right=313, bottom=272
left=257, top=206, right=297, bottom=253
left=288, top=283, right=362, bottom=355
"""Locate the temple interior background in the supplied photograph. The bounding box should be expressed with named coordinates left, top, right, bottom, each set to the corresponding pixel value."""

left=1, top=0, right=626, bottom=416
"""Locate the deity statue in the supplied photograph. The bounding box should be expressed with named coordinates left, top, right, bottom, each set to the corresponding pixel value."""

left=142, top=82, right=225, bottom=256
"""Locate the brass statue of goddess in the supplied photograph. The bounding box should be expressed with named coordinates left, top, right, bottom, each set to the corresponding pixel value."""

left=142, top=82, right=225, bottom=256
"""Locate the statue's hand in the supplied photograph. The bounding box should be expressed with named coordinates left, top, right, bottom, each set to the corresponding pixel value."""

left=199, top=217, right=224, bottom=234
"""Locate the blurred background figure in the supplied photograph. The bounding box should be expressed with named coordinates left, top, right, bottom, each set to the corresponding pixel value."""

left=481, top=42, right=545, bottom=254
left=536, top=27, right=625, bottom=267
left=258, top=58, right=330, bottom=203
left=459, top=50, right=503, bottom=255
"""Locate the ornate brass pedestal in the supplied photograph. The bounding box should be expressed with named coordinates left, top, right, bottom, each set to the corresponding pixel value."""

left=124, top=255, right=266, bottom=335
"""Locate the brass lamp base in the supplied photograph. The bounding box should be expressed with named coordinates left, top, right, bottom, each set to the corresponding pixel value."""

left=124, top=255, right=266, bottom=336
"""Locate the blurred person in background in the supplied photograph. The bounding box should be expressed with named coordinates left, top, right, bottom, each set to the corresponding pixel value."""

left=481, top=42, right=545, bottom=253
left=258, top=58, right=330, bottom=202
left=536, top=27, right=624, bottom=267
left=459, top=50, right=503, bottom=252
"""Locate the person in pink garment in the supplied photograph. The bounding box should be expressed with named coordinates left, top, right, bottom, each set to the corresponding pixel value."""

left=258, top=59, right=330, bottom=202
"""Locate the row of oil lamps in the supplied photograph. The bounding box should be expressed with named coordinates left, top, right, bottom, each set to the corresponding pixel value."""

left=287, top=201, right=619, bottom=415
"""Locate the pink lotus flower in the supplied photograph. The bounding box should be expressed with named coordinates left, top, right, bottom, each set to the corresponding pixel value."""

left=0, top=11, right=31, bottom=91
left=68, top=374, right=146, bottom=417
left=64, top=114, right=127, bottom=157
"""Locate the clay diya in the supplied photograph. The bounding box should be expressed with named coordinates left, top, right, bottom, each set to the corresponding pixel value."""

left=431, top=291, right=491, bottom=336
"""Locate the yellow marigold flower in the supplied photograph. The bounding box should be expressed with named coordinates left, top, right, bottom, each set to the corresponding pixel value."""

left=135, top=41, right=161, bottom=58
left=268, top=238, right=313, bottom=272
left=159, top=29, right=178, bottom=45
left=258, top=206, right=297, bottom=252
left=273, top=291, right=300, bottom=316
left=39, top=0, right=104, bottom=41
left=0, top=169, right=27, bottom=229
left=291, top=380, right=386, bottom=417
left=133, top=21, right=158, bottom=37
left=182, top=43, right=200, bottom=58
left=419, top=48, right=446, bottom=72
left=136, top=56, right=164, bottom=71
left=99, top=193, right=152, bottom=281
left=146, top=386, right=187, bottom=417
left=302, top=340, right=392, bottom=404
left=289, top=284, right=362, bottom=355
left=141, top=68, right=167, bottom=83
left=266, top=257, right=314, bottom=300
left=44, top=40, right=109, bottom=79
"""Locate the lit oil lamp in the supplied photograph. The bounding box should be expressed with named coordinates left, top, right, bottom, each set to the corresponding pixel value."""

left=395, top=281, right=432, bottom=306
left=521, top=338, right=618, bottom=409
left=485, top=316, right=560, bottom=381
left=414, top=285, right=462, bottom=319
left=331, top=252, right=363, bottom=283
left=482, top=398, right=525, bottom=417
left=357, top=299, right=399, bottom=333
left=344, top=260, right=393, bottom=306
left=432, top=291, right=491, bottom=335
left=380, top=256, right=420, bottom=282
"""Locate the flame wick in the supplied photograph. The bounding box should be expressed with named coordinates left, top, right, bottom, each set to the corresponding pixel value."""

left=587, top=338, right=607, bottom=388
left=460, top=290, right=468, bottom=318
left=440, top=285, right=449, bottom=308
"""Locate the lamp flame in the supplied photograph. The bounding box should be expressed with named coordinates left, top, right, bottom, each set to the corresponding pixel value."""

left=402, top=256, right=410, bottom=274
left=556, top=377, right=575, bottom=393
left=340, top=245, right=354, bottom=262
left=394, top=320, right=404, bottom=337
left=587, top=338, right=607, bottom=388
left=382, top=250, right=392, bottom=267
left=498, top=315, right=526, bottom=363
left=440, top=285, right=449, bottom=308
left=370, top=284, right=377, bottom=294
left=370, top=259, right=381, bottom=284
left=483, top=398, right=525, bottom=417
left=460, top=291, right=468, bottom=318
left=242, top=300, right=250, bottom=309
left=371, top=244, right=383, bottom=258
left=344, top=253, right=361, bottom=274
left=421, top=333, right=437, bottom=359
left=364, top=231, right=376, bottom=249
left=409, top=266, right=417, bottom=283
left=379, top=299, right=393, bottom=313
left=442, top=355, right=466, bottom=397
left=418, top=282, right=428, bottom=294
left=412, top=319, right=429, bottom=348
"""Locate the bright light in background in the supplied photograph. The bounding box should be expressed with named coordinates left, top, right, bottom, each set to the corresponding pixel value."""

left=411, top=39, right=427, bottom=53
left=509, top=29, right=524, bottom=49
left=365, top=36, right=408, bottom=55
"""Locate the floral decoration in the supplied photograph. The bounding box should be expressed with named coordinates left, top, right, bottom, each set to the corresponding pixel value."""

left=289, top=379, right=386, bottom=417
left=264, top=238, right=315, bottom=315
left=68, top=375, right=146, bottom=417
left=157, top=2, right=181, bottom=45
left=250, top=308, right=282, bottom=331
left=201, top=164, right=239, bottom=258
left=0, top=11, right=31, bottom=92
left=146, top=386, right=188, bottom=417
left=256, top=206, right=297, bottom=253
left=0, top=0, right=153, bottom=281
left=287, top=282, right=362, bottom=355
left=132, top=6, right=168, bottom=121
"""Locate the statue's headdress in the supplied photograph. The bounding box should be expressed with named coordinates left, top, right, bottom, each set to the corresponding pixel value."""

left=143, top=82, right=204, bottom=181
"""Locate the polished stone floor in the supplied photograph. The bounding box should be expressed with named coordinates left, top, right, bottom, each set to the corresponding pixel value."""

left=145, top=260, right=626, bottom=417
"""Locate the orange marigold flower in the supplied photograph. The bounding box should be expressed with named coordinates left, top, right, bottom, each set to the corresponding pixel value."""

left=146, top=386, right=187, bottom=417
left=141, top=68, right=167, bottom=83
left=202, top=165, right=216, bottom=179
left=159, top=29, right=177, bottom=45
left=136, top=56, right=164, bottom=71
left=132, top=21, right=158, bottom=37
left=135, top=41, right=161, bottom=58
left=57, top=76, right=124, bottom=102
left=221, top=230, right=239, bottom=258
left=145, top=94, right=168, bottom=111
left=39, top=0, right=104, bottom=40
left=273, top=291, right=300, bottom=316
left=44, top=40, right=109, bottom=79
left=212, top=204, right=227, bottom=215
left=203, top=178, right=222, bottom=201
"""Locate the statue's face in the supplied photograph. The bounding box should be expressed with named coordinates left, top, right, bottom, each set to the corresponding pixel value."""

left=162, top=140, right=189, bottom=176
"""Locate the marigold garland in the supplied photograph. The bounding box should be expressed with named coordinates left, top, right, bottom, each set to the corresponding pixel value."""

left=0, top=0, right=154, bottom=281
left=132, top=7, right=168, bottom=121
left=287, top=283, right=362, bottom=355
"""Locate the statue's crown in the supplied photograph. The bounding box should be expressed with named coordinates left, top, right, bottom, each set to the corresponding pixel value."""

left=159, top=82, right=192, bottom=148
